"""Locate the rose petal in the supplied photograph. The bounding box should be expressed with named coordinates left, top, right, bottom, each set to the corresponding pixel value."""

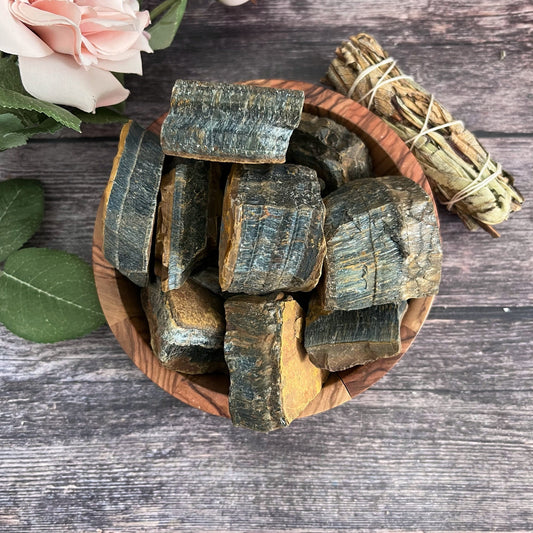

left=133, top=31, right=152, bottom=54
left=19, top=54, right=129, bottom=113
left=9, top=0, right=90, bottom=64
left=0, top=1, right=52, bottom=57
left=24, top=0, right=82, bottom=23
left=97, top=52, right=142, bottom=74
left=82, top=26, right=143, bottom=56
left=77, top=0, right=139, bottom=16
left=218, top=0, right=250, bottom=5
left=31, top=25, right=83, bottom=57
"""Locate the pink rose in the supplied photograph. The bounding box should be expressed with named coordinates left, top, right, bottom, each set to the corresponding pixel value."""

left=218, top=0, right=250, bottom=5
left=0, top=0, right=152, bottom=112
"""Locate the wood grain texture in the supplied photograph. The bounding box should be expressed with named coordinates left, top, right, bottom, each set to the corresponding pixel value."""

left=93, top=80, right=437, bottom=419
left=0, top=1, right=531, bottom=531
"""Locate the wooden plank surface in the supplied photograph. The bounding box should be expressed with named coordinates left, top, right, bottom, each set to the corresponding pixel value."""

left=0, top=0, right=532, bottom=531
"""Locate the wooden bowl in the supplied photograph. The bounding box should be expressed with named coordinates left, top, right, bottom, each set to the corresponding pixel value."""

left=92, top=80, right=438, bottom=420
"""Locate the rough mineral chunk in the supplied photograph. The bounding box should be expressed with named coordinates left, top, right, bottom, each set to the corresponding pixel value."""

left=321, top=176, right=442, bottom=310
left=160, top=80, right=305, bottom=163
left=103, top=121, right=164, bottom=286
left=224, top=293, right=325, bottom=432
left=190, top=266, right=222, bottom=295
left=305, top=300, right=408, bottom=371
left=141, top=277, right=226, bottom=374
left=155, top=158, right=221, bottom=291
left=287, top=112, right=373, bottom=194
left=219, top=164, right=326, bottom=294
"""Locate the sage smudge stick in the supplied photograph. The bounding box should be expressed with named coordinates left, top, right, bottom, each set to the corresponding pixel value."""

left=324, top=33, right=524, bottom=237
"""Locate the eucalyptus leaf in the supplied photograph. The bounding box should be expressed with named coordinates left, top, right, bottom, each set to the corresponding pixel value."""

left=148, top=0, right=187, bottom=51
left=0, top=86, right=81, bottom=132
left=0, top=248, right=106, bottom=343
left=0, top=179, right=44, bottom=261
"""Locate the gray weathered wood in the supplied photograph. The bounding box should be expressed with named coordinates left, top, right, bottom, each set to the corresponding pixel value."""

left=219, top=163, right=326, bottom=294
left=287, top=111, right=372, bottom=193
left=141, top=277, right=226, bottom=374
left=161, top=80, right=304, bottom=163
left=322, top=176, right=442, bottom=310
left=0, top=0, right=531, bottom=530
left=224, top=293, right=325, bottom=432
left=103, top=121, right=164, bottom=287
left=305, top=301, right=407, bottom=371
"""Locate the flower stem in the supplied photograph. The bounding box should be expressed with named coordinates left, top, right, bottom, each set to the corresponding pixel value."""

left=150, top=0, right=178, bottom=20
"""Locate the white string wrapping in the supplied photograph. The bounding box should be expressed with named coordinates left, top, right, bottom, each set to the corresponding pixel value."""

left=346, top=57, right=412, bottom=109
left=443, top=156, right=502, bottom=210
left=405, top=94, right=464, bottom=147
left=345, top=51, right=502, bottom=214
left=347, top=57, right=395, bottom=98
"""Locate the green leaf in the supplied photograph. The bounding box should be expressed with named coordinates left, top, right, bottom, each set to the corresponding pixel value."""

left=0, top=55, right=26, bottom=93
left=73, top=106, right=129, bottom=125
left=0, top=113, right=63, bottom=150
left=0, top=57, right=46, bottom=126
left=0, top=179, right=44, bottom=261
left=0, top=113, right=28, bottom=150
left=0, top=130, right=27, bottom=150
left=0, top=248, right=106, bottom=343
left=0, top=56, right=122, bottom=136
left=18, top=117, right=63, bottom=137
left=113, top=72, right=125, bottom=85
left=0, top=104, right=43, bottom=130
left=150, top=0, right=176, bottom=19
left=111, top=100, right=127, bottom=114
left=0, top=86, right=81, bottom=132
left=148, top=0, right=187, bottom=51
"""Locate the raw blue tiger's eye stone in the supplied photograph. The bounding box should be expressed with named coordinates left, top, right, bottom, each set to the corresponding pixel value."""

left=103, top=121, right=164, bottom=287
left=287, top=112, right=373, bottom=194
left=219, top=163, right=326, bottom=294
left=304, top=301, right=408, bottom=371
left=321, top=175, right=442, bottom=311
left=160, top=80, right=304, bottom=164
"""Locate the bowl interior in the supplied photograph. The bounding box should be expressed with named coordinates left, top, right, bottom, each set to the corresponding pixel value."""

left=92, top=80, right=437, bottom=419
